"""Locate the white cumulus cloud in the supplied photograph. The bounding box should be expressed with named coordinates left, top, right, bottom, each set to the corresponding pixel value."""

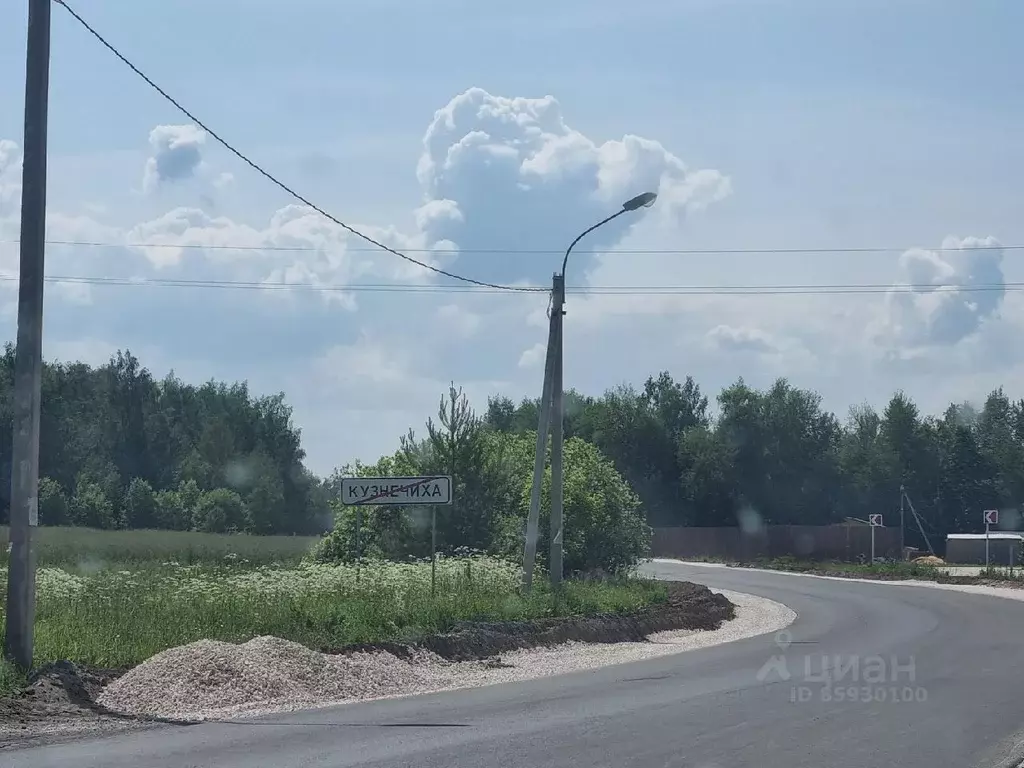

left=143, top=124, right=206, bottom=192
left=882, top=236, right=1005, bottom=349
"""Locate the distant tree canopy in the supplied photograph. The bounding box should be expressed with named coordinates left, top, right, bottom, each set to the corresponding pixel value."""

left=0, top=345, right=329, bottom=534
left=485, top=373, right=1024, bottom=552
left=5, top=343, right=1023, bottom=556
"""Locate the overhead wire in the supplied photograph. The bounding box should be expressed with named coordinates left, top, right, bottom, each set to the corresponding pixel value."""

left=39, top=0, right=1018, bottom=304
left=1, top=239, right=1020, bottom=256
left=0, top=273, right=1017, bottom=297
left=50, top=0, right=545, bottom=294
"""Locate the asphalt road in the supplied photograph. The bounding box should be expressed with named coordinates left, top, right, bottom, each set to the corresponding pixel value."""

left=6, top=561, right=1024, bottom=768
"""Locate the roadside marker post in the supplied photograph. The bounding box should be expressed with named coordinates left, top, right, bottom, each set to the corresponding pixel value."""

left=869, top=514, right=883, bottom=563
left=431, top=506, right=437, bottom=598
left=983, top=509, right=999, bottom=568
left=339, top=476, right=453, bottom=597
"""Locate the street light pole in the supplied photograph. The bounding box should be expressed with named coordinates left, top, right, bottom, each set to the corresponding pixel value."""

left=5, top=0, right=52, bottom=670
left=548, top=273, right=565, bottom=589
left=548, top=192, right=657, bottom=589
left=522, top=281, right=559, bottom=593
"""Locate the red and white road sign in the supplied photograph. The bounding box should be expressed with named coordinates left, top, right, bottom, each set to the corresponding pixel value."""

left=869, top=514, right=883, bottom=527
left=984, top=509, right=999, bottom=526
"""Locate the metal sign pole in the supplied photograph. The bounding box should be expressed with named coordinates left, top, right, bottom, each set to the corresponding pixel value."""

left=431, top=505, right=437, bottom=598
left=871, top=524, right=875, bottom=564
left=985, top=520, right=990, bottom=568
left=355, top=506, right=362, bottom=584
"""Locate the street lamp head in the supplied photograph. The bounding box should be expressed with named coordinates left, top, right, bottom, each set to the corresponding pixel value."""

left=622, top=191, right=657, bottom=211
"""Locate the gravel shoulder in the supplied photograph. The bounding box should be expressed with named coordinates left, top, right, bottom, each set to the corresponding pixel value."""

left=657, top=558, right=1024, bottom=599
left=0, top=581, right=794, bottom=749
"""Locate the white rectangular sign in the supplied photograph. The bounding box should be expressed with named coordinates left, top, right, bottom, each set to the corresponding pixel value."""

left=984, top=509, right=999, bottom=525
left=340, top=476, right=452, bottom=506
left=869, top=514, right=883, bottom=527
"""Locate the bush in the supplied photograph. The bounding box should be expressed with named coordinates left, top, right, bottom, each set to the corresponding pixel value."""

left=310, top=501, right=417, bottom=563
left=494, top=434, right=651, bottom=575
left=70, top=480, right=115, bottom=529
left=193, top=488, right=248, bottom=533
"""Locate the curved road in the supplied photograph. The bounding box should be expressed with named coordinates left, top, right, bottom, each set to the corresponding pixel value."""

left=7, top=561, right=1024, bottom=768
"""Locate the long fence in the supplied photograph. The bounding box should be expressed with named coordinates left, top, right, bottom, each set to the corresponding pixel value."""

left=651, top=525, right=904, bottom=562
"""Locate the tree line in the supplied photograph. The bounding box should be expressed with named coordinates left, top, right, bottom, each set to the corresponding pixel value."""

left=485, top=372, right=1024, bottom=551
left=0, top=345, right=329, bottom=534
left=3, top=345, right=1021, bottom=555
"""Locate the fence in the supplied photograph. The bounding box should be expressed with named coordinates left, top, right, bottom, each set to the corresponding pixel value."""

left=651, top=525, right=903, bottom=562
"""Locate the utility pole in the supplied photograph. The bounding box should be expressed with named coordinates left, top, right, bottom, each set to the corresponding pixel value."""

left=522, top=286, right=558, bottom=593
left=899, top=484, right=906, bottom=560
left=549, top=274, right=566, bottom=589
left=524, top=193, right=657, bottom=593
left=5, top=0, right=52, bottom=670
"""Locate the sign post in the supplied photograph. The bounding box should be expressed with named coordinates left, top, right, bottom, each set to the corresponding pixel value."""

left=431, top=506, right=437, bottom=598
left=354, top=507, right=362, bottom=584
left=340, top=476, right=453, bottom=596
left=984, top=509, right=999, bottom=568
left=869, top=514, right=883, bottom=563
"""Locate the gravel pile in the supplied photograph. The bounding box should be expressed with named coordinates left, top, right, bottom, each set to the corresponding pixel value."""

left=97, top=636, right=460, bottom=721
left=97, top=588, right=794, bottom=722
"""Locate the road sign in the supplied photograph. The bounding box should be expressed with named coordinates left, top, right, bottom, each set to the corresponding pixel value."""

left=984, top=509, right=999, bottom=526
left=869, top=514, right=883, bottom=527
left=340, top=476, right=452, bottom=506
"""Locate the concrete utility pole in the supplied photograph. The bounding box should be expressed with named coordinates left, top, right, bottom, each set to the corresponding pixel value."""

left=548, top=274, right=565, bottom=588
left=524, top=192, right=657, bottom=592
left=5, top=0, right=52, bottom=670
left=522, top=289, right=558, bottom=593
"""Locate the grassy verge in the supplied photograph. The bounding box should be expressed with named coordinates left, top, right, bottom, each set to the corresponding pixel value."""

left=739, top=556, right=1024, bottom=582
left=0, top=556, right=667, bottom=670
left=0, top=525, right=320, bottom=568
left=0, top=660, right=26, bottom=698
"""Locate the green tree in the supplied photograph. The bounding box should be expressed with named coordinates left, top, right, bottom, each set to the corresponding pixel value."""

left=122, top=477, right=157, bottom=529
left=38, top=477, right=70, bottom=526
left=494, top=434, right=650, bottom=575
left=70, top=479, right=115, bottom=529
left=193, top=488, right=248, bottom=533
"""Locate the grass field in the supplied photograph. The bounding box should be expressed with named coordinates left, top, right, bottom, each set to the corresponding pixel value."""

left=0, top=527, right=667, bottom=695
left=0, top=525, right=320, bottom=568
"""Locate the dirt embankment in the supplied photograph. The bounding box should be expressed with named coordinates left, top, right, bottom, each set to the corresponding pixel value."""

left=0, top=581, right=733, bottom=746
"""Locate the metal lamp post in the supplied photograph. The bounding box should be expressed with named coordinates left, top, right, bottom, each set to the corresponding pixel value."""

left=523, top=192, right=658, bottom=592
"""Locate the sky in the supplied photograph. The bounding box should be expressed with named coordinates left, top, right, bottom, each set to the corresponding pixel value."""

left=1, top=0, right=1023, bottom=476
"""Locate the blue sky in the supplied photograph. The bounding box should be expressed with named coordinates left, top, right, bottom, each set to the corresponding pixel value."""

left=1, top=0, right=1022, bottom=474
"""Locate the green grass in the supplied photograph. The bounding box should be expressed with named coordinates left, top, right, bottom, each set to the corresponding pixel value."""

left=0, top=525, right=320, bottom=569
left=0, top=658, right=26, bottom=697
left=749, top=556, right=966, bottom=580
left=0, top=557, right=666, bottom=670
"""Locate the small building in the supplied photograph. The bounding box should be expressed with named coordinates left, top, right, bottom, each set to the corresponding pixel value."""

left=945, top=533, right=1024, bottom=566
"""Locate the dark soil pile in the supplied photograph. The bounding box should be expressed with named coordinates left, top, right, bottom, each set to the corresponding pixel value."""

left=0, top=662, right=127, bottom=724
left=407, top=580, right=734, bottom=661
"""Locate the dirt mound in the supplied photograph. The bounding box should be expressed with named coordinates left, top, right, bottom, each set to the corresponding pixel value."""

left=913, top=555, right=945, bottom=565
left=410, top=581, right=733, bottom=661
left=0, top=661, right=121, bottom=724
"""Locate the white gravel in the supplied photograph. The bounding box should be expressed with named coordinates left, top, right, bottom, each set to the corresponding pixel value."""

left=97, top=588, right=795, bottom=722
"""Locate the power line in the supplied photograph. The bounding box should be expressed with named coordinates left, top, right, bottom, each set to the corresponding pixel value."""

left=2, top=238, right=1020, bottom=256
left=2, top=273, right=1018, bottom=296
left=51, top=0, right=545, bottom=295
